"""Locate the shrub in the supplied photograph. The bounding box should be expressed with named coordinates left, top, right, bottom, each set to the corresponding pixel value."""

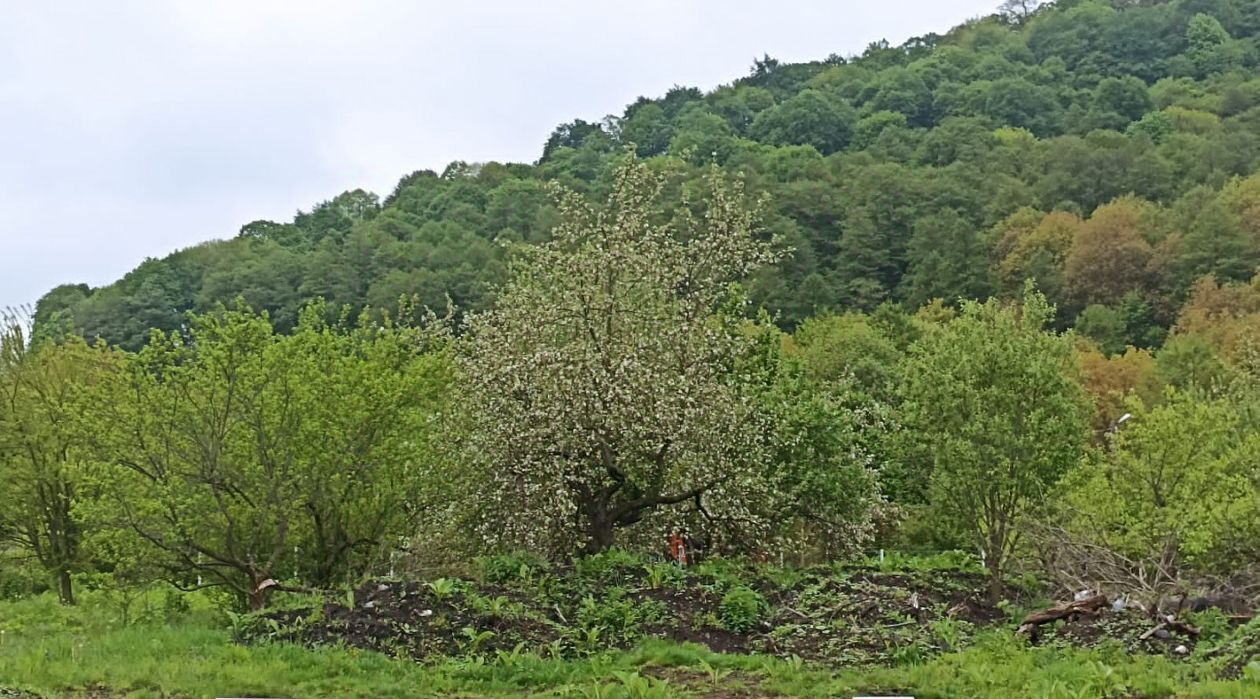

left=476, top=552, right=548, bottom=584
left=718, top=586, right=767, bottom=633
left=574, top=549, right=642, bottom=582
left=0, top=562, right=48, bottom=600
left=1202, top=616, right=1260, bottom=678
left=575, top=591, right=642, bottom=645
left=643, top=562, right=686, bottom=590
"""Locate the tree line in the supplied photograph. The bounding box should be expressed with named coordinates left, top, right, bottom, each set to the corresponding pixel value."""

left=32, top=0, right=1260, bottom=348
left=6, top=157, right=1260, bottom=610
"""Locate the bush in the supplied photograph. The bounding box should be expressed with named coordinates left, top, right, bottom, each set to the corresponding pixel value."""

left=643, top=561, right=687, bottom=590
left=718, top=586, right=767, bottom=633
left=575, top=591, right=642, bottom=645
left=573, top=549, right=642, bottom=582
left=0, top=562, right=48, bottom=600
left=862, top=550, right=984, bottom=574
left=693, top=556, right=752, bottom=590
left=1202, top=615, right=1260, bottom=678
left=476, top=552, right=548, bottom=584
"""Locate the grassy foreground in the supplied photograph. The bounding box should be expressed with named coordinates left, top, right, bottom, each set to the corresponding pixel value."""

left=0, top=589, right=1258, bottom=699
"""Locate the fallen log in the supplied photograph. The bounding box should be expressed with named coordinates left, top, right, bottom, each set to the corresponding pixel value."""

left=1017, top=594, right=1109, bottom=639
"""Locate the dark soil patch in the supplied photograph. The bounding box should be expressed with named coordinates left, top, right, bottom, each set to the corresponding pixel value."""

left=262, top=581, right=562, bottom=658
left=244, top=562, right=1017, bottom=666
left=1046, top=608, right=1201, bottom=658
left=247, top=561, right=1230, bottom=669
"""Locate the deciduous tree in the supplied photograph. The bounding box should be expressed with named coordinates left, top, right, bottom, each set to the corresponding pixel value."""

left=459, top=156, right=786, bottom=555
left=0, top=315, right=117, bottom=604
left=900, top=284, right=1088, bottom=600
left=88, top=304, right=449, bottom=608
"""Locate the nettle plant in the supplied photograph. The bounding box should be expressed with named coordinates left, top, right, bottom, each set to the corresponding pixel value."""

left=459, top=155, right=786, bottom=556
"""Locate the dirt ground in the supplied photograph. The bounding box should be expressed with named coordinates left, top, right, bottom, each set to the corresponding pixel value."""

left=246, top=559, right=1253, bottom=670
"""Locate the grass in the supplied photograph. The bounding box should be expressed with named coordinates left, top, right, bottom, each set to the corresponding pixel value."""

left=2, top=591, right=1260, bottom=698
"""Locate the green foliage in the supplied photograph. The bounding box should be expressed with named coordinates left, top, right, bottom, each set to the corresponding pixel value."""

left=0, top=319, right=119, bottom=605
left=1076, top=304, right=1129, bottom=356
left=1064, top=389, right=1260, bottom=573
left=574, top=550, right=644, bottom=582
left=642, top=562, right=686, bottom=591
left=746, top=322, right=887, bottom=557
left=575, top=592, right=643, bottom=646
left=0, top=561, right=47, bottom=600
left=427, top=578, right=461, bottom=600
left=900, top=284, right=1089, bottom=598
left=1201, top=615, right=1260, bottom=679
left=750, top=89, right=855, bottom=154
left=4, top=588, right=1260, bottom=698
left=477, top=552, right=549, bottom=585
left=863, top=550, right=984, bottom=575
left=717, top=586, right=767, bottom=633
left=788, top=313, right=903, bottom=396
left=70, top=301, right=453, bottom=609
left=12, top=8, right=1260, bottom=686
left=1127, top=110, right=1175, bottom=143
left=1182, top=13, right=1243, bottom=78
left=35, top=0, right=1260, bottom=342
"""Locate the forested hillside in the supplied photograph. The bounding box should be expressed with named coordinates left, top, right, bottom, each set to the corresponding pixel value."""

left=34, top=0, right=1260, bottom=351
left=13, top=2, right=1260, bottom=695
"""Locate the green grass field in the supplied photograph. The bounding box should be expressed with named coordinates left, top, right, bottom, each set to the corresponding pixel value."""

left=1, top=588, right=1258, bottom=699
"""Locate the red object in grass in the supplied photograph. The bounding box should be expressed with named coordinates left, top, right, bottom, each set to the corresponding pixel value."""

left=669, top=533, right=688, bottom=565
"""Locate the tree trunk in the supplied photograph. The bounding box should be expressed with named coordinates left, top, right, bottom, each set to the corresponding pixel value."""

left=985, top=523, right=1006, bottom=604
left=57, top=568, right=75, bottom=606
left=584, top=505, right=615, bottom=555
left=249, top=573, right=277, bottom=611
left=987, top=561, right=1003, bottom=604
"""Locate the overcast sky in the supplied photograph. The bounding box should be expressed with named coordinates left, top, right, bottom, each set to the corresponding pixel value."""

left=0, top=0, right=998, bottom=310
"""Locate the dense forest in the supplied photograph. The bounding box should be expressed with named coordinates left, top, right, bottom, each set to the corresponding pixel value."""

left=8, top=0, right=1260, bottom=671
left=31, top=0, right=1260, bottom=352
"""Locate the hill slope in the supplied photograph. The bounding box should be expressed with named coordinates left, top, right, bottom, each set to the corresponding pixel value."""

left=35, top=0, right=1260, bottom=349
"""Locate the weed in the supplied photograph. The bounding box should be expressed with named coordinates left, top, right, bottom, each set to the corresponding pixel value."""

left=636, top=598, right=670, bottom=626
left=610, top=670, right=671, bottom=698
left=459, top=625, right=497, bottom=654
left=575, top=549, right=642, bottom=582
left=887, top=634, right=931, bottom=665
left=698, top=659, right=734, bottom=686
left=929, top=615, right=968, bottom=651
left=576, top=592, right=642, bottom=645
left=467, top=591, right=517, bottom=617
left=0, top=590, right=1257, bottom=699
left=428, top=577, right=461, bottom=599
left=693, top=556, right=748, bottom=591
left=1187, top=607, right=1232, bottom=647
left=862, top=550, right=983, bottom=574
left=493, top=641, right=530, bottom=665
left=718, top=586, right=767, bottom=633
left=642, top=562, right=685, bottom=590
left=477, top=552, right=548, bottom=585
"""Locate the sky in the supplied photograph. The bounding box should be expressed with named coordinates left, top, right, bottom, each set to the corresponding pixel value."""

left=0, top=0, right=999, bottom=311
